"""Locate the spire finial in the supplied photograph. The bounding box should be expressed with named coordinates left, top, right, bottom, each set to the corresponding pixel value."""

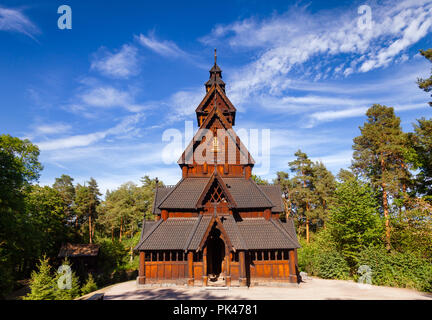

left=214, top=48, right=217, bottom=65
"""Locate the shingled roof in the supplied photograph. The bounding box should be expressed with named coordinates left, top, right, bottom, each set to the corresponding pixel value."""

left=134, top=216, right=300, bottom=251
left=58, top=243, right=100, bottom=258
left=156, top=177, right=280, bottom=211
left=152, top=185, right=175, bottom=214
left=158, top=178, right=208, bottom=209
left=258, top=185, right=284, bottom=213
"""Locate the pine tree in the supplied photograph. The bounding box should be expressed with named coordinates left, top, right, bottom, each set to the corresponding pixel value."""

left=53, top=174, right=76, bottom=226
left=417, top=49, right=432, bottom=107
left=274, top=171, right=294, bottom=218
left=352, top=104, right=409, bottom=251
left=75, top=178, right=101, bottom=244
left=81, top=274, right=98, bottom=295
left=411, top=118, right=432, bottom=201
left=289, top=150, right=317, bottom=243
left=313, top=161, right=336, bottom=228
left=54, top=258, right=81, bottom=300
left=23, top=255, right=56, bottom=300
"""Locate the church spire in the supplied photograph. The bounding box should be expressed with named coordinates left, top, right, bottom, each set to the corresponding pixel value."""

left=214, top=48, right=217, bottom=64
left=205, top=49, right=225, bottom=92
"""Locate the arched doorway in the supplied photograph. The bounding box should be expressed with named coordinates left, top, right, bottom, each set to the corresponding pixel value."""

left=206, top=226, right=225, bottom=282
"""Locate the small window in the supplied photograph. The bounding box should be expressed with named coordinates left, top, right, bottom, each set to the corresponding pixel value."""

left=283, top=250, right=288, bottom=260
left=193, top=252, right=203, bottom=262
left=178, top=251, right=184, bottom=261
left=172, top=251, right=177, bottom=261
left=145, top=252, right=151, bottom=262
left=270, top=251, right=275, bottom=261
left=276, top=250, right=282, bottom=260
left=257, top=251, right=262, bottom=261
left=151, top=252, right=157, bottom=261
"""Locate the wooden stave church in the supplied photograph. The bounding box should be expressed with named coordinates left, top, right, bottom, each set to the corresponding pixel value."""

left=135, top=53, right=300, bottom=287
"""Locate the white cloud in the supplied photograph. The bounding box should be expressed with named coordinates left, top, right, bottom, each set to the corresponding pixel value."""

left=136, top=32, right=188, bottom=58
left=204, top=1, right=432, bottom=103
left=0, top=6, right=39, bottom=39
left=310, top=150, right=353, bottom=169
left=91, top=44, right=139, bottom=79
left=35, top=123, right=72, bottom=135
left=80, top=86, right=146, bottom=112
left=36, top=114, right=144, bottom=151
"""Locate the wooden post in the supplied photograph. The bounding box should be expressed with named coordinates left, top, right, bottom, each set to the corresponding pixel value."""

left=245, top=166, right=251, bottom=180
left=264, top=208, right=271, bottom=220
left=225, top=248, right=231, bottom=287
left=187, top=251, right=194, bottom=286
left=161, top=209, right=168, bottom=221
left=289, top=249, right=297, bottom=283
left=239, top=251, right=246, bottom=286
left=203, top=247, right=208, bottom=286
left=138, top=251, right=146, bottom=284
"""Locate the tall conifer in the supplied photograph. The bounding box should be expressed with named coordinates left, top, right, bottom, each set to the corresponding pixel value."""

left=352, top=104, right=409, bottom=250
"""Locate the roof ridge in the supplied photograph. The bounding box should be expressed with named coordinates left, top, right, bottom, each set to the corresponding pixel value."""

left=226, top=215, right=248, bottom=250
left=183, top=215, right=203, bottom=251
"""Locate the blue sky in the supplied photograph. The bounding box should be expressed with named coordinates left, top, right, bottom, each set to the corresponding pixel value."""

left=1, top=0, right=432, bottom=193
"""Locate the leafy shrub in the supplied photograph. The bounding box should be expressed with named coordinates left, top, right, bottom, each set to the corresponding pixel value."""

left=297, top=232, right=350, bottom=280
left=315, top=250, right=350, bottom=280
left=357, top=246, right=432, bottom=292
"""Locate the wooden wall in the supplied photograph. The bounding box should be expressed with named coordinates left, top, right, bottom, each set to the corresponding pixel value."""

left=141, top=249, right=297, bottom=285
left=145, top=261, right=188, bottom=284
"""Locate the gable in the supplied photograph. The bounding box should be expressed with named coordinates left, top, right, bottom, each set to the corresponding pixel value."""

left=196, top=173, right=237, bottom=208
left=177, top=107, right=255, bottom=165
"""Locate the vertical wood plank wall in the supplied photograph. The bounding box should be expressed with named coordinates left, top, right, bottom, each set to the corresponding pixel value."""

left=142, top=249, right=297, bottom=285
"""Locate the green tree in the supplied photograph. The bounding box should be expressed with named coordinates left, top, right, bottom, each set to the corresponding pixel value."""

left=140, top=176, right=163, bottom=221
left=312, top=161, right=336, bottom=228
left=0, top=135, right=42, bottom=297
left=251, top=175, right=269, bottom=185
left=81, top=274, right=98, bottom=295
left=411, top=118, right=432, bottom=201
left=352, top=104, right=409, bottom=250
left=327, top=177, right=383, bottom=268
left=97, top=178, right=160, bottom=242
left=337, top=168, right=356, bottom=183
left=289, top=150, right=317, bottom=243
left=19, top=185, right=69, bottom=272
left=54, top=258, right=81, bottom=300
left=274, top=171, right=294, bottom=218
left=23, top=256, right=56, bottom=300
left=417, top=49, right=432, bottom=107
left=53, top=174, right=76, bottom=226
left=75, top=178, right=101, bottom=244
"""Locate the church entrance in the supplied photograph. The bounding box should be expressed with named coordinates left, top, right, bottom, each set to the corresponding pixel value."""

left=206, top=226, right=225, bottom=283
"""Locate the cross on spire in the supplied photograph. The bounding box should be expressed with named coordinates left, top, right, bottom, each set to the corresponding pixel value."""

left=205, top=49, right=225, bottom=92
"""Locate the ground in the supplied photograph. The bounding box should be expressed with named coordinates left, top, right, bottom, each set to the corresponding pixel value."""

left=89, top=277, right=432, bottom=300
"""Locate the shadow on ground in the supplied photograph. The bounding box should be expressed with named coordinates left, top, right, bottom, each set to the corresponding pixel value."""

left=104, top=288, right=246, bottom=300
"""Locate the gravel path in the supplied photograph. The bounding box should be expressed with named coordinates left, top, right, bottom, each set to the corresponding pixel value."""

left=102, top=277, right=432, bottom=300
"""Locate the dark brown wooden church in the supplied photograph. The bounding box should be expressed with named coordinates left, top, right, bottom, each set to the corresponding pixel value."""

left=135, top=52, right=300, bottom=287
